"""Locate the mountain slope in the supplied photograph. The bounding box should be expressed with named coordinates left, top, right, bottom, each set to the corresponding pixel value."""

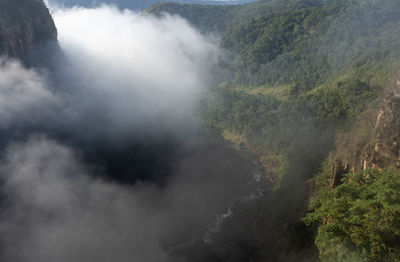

left=147, top=0, right=400, bottom=261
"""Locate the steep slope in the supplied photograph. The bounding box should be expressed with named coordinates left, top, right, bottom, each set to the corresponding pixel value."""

left=148, top=0, right=400, bottom=192
left=145, top=3, right=235, bottom=33
left=0, top=0, right=57, bottom=63
left=147, top=0, right=400, bottom=261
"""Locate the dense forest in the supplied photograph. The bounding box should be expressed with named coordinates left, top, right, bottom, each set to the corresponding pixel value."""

left=148, top=0, right=400, bottom=261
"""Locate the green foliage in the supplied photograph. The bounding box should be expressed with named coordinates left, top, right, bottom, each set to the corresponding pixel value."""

left=200, top=73, right=377, bottom=171
left=308, top=77, right=378, bottom=122
left=150, top=1, right=400, bottom=261
left=305, top=170, right=400, bottom=261
left=146, top=3, right=235, bottom=33
left=194, top=0, right=395, bottom=192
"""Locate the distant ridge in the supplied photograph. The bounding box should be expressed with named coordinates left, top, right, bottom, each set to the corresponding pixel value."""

left=48, top=0, right=256, bottom=10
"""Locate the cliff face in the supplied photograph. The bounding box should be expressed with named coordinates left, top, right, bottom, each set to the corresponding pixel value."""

left=329, top=78, right=400, bottom=187
left=372, top=96, right=400, bottom=164
left=0, top=0, right=57, bottom=63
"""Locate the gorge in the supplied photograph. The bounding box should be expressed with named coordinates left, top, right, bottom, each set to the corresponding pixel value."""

left=2, top=0, right=400, bottom=261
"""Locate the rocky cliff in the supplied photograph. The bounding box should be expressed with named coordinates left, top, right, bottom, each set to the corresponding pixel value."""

left=0, top=0, right=57, bottom=64
left=328, top=77, right=400, bottom=187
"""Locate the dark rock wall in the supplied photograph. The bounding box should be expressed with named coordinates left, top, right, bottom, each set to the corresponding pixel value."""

left=0, top=0, right=57, bottom=62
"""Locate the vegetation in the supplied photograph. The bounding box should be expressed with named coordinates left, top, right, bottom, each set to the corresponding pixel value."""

left=305, top=169, right=400, bottom=262
left=150, top=0, right=400, bottom=161
left=148, top=0, right=400, bottom=261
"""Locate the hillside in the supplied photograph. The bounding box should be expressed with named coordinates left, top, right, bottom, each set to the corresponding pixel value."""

left=148, top=0, right=400, bottom=261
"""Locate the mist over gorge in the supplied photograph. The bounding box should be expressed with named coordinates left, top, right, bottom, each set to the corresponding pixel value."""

left=50, top=5, right=219, bottom=142
left=0, top=1, right=260, bottom=261
left=3, top=0, right=400, bottom=261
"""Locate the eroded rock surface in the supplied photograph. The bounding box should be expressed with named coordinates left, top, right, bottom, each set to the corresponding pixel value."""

left=0, top=0, right=57, bottom=62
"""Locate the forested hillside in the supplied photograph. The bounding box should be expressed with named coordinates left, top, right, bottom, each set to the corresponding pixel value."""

left=148, top=0, right=400, bottom=261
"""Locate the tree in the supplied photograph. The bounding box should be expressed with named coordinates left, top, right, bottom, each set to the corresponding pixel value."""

left=305, top=169, right=400, bottom=261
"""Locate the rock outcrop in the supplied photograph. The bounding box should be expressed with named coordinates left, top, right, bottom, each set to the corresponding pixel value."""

left=329, top=78, right=400, bottom=187
left=374, top=98, right=400, bottom=159
left=329, top=160, right=349, bottom=188
left=0, top=0, right=57, bottom=63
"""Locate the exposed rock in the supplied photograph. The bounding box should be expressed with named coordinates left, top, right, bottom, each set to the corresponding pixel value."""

left=0, top=0, right=57, bottom=63
left=329, top=160, right=349, bottom=188
left=373, top=96, right=400, bottom=159
left=329, top=77, right=400, bottom=187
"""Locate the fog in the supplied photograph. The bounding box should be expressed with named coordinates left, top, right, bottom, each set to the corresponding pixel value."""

left=0, top=136, right=167, bottom=262
left=0, top=4, right=257, bottom=262
left=0, top=59, right=59, bottom=128
left=50, top=5, right=219, bottom=139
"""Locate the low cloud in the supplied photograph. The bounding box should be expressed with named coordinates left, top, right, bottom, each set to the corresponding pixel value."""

left=0, top=135, right=254, bottom=262
left=0, top=59, right=58, bottom=128
left=0, top=137, right=165, bottom=262
left=0, top=4, right=255, bottom=262
left=0, top=5, right=220, bottom=140
left=51, top=6, right=219, bottom=139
